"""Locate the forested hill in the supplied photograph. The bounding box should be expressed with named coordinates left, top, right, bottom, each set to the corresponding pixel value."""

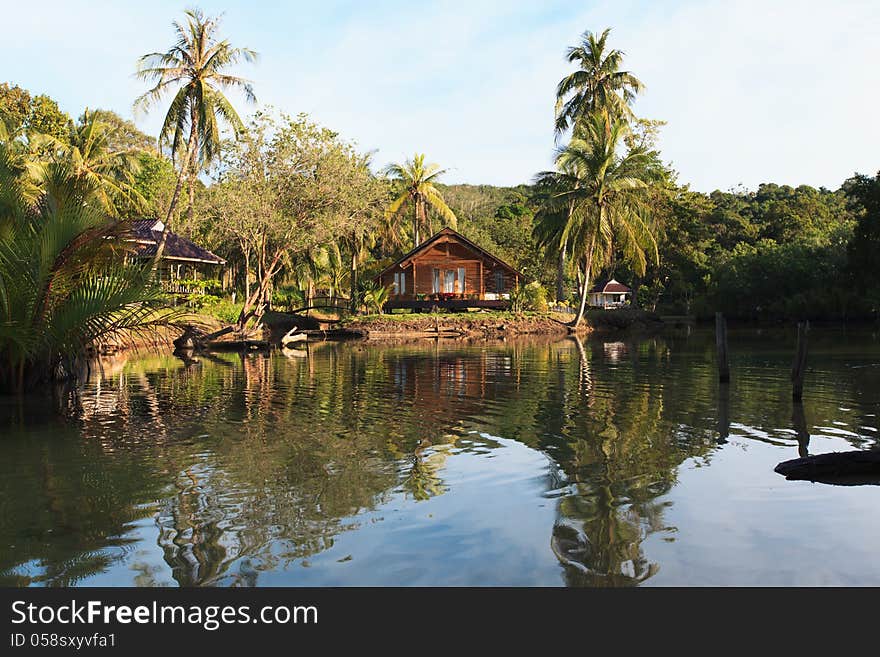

left=438, top=178, right=880, bottom=321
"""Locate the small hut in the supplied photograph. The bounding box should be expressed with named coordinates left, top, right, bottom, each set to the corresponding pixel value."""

left=588, top=278, right=632, bottom=309
left=126, top=219, right=226, bottom=292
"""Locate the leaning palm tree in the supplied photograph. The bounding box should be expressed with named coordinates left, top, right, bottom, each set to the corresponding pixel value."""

left=134, top=8, right=257, bottom=263
left=554, top=28, right=644, bottom=136
left=30, top=110, right=146, bottom=216
left=533, top=158, right=584, bottom=303
left=382, top=153, right=456, bottom=248
left=537, top=112, right=658, bottom=327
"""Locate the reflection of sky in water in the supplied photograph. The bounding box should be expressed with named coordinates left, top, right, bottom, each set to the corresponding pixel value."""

left=1, top=327, right=879, bottom=586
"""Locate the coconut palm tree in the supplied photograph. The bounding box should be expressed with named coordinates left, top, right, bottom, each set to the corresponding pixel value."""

left=537, top=112, right=658, bottom=327
left=31, top=110, right=146, bottom=216
left=382, top=153, right=456, bottom=248
left=554, top=28, right=644, bottom=137
left=533, top=159, right=584, bottom=303
left=134, top=7, right=257, bottom=264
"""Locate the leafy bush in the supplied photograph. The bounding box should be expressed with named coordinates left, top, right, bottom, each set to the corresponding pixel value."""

left=175, top=278, right=222, bottom=294
left=272, top=285, right=305, bottom=311
left=511, top=281, right=549, bottom=312
left=198, top=297, right=244, bottom=324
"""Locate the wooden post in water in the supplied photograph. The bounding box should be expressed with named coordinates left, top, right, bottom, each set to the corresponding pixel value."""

left=716, top=381, right=730, bottom=444
left=791, top=321, right=809, bottom=401
left=792, top=402, right=810, bottom=458
left=715, top=312, right=730, bottom=382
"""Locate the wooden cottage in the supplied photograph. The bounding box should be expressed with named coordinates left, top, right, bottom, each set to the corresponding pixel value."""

left=376, top=227, right=522, bottom=311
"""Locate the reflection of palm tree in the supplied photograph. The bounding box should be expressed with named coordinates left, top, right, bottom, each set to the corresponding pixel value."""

left=570, top=334, right=593, bottom=396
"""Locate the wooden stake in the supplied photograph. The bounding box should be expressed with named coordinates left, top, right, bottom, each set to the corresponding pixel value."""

left=792, top=402, right=810, bottom=458
left=791, top=321, right=809, bottom=401
left=715, top=312, right=730, bottom=382
left=717, top=381, right=730, bottom=443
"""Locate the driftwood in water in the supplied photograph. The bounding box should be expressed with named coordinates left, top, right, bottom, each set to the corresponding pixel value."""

left=173, top=325, right=235, bottom=351
left=281, top=327, right=307, bottom=346
left=715, top=312, right=729, bottom=382
left=790, top=321, right=809, bottom=401
left=775, top=450, right=880, bottom=485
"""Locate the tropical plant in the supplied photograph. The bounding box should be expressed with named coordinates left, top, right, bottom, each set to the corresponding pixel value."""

left=554, top=27, right=644, bottom=136
left=0, top=164, right=170, bottom=394
left=0, top=118, right=39, bottom=229
left=382, top=153, right=456, bottom=248
left=361, top=282, right=390, bottom=314
left=134, top=7, right=257, bottom=262
left=536, top=112, right=658, bottom=327
left=510, top=281, right=549, bottom=312
left=533, top=160, right=583, bottom=302
left=31, top=110, right=147, bottom=215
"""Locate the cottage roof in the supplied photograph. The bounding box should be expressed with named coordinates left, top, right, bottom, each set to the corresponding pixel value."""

left=589, top=278, right=632, bottom=294
left=376, top=227, right=522, bottom=280
left=127, top=219, right=226, bottom=265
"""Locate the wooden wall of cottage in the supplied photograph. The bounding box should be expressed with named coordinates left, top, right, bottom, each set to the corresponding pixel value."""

left=379, top=242, right=518, bottom=298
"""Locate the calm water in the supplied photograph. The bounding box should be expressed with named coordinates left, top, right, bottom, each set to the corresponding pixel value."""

left=1, top=327, right=879, bottom=587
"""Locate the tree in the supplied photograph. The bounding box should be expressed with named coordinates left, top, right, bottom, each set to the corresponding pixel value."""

left=382, top=153, right=456, bottom=248
left=534, top=160, right=582, bottom=303
left=32, top=110, right=146, bottom=216
left=0, top=83, right=32, bottom=133
left=134, top=7, right=257, bottom=264
left=131, top=152, right=177, bottom=218
left=537, top=113, right=658, bottom=327
left=198, top=113, right=381, bottom=328
left=0, top=84, right=72, bottom=143
left=554, top=28, right=644, bottom=137
left=334, top=157, right=386, bottom=312
left=79, top=109, right=156, bottom=152
left=844, top=171, right=880, bottom=315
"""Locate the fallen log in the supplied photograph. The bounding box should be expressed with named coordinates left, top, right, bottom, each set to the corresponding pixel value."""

left=281, top=327, right=307, bottom=346
left=774, top=450, right=880, bottom=485
left=204, top=326, right=235, bottom=341
left=173, top=325, right=235, bottom=351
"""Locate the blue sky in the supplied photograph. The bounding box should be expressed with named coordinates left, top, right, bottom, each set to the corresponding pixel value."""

left=2, top=0, right=878, bottom=191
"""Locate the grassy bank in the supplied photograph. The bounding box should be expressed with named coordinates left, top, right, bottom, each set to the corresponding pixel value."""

left=339, top=307, right=664, bottom=339
left=341, top=311, right=570, bottom=337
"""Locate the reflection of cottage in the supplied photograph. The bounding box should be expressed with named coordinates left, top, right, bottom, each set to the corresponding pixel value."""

left=588, top=278, right=632, bottom=309
left=127, top=219, right=226, bottom=291
left=376, top=227, right=522, bottom=311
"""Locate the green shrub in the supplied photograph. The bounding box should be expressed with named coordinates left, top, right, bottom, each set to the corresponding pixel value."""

left=511, top=281, right=549, bottom=312
left=272, top=285, right=304, bottom=311
left=198, top=297, right=244, bottom=324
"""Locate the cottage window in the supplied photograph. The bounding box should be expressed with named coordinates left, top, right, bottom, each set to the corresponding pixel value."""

left=495, top=270, right=505, bottom=293
left=393, top=272, right=406, bottom=295
left=444, top=270, right=455, bottom=293
left=457, top=267, right=466, bottom=293
left=432, top=268, right=440, bottom=294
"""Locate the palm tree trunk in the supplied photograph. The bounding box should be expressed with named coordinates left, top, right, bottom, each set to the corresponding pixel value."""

left=151, top=115, right=198, bottom=273
left=412, top=197, right=421, bottom=248
left=556, top=242, right=567, bottom=302
left=571, top=225, right=600, bottom=328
